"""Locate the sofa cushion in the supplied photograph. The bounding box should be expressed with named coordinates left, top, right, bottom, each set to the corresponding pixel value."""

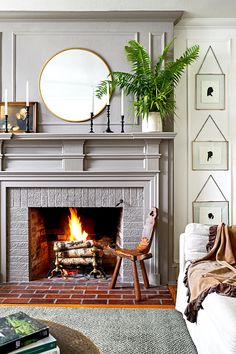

left=201, top=293, right=236, bottom=353
left=184, top=223, right=209, bottom=262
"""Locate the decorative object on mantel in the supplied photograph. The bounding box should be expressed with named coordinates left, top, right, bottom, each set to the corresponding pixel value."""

left=192, top=174, right=229, bottom=225
left=89, top=112, right=94, bottom=133
left=96, top=39, right=199, bottom=132
left=196, top=46, right=225, bottom=110
left=39, top=48, right=112, bottom=122
left=120, top=89, right=125, bottom=133
left=105, top=83, right=113, bottom=133
left=0, top=102, right=38, bottom=133
left=192, top=115, right=228, bottom=170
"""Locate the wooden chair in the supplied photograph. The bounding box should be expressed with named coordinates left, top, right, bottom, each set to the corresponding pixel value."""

left=109, top=207, right=158, bottom=301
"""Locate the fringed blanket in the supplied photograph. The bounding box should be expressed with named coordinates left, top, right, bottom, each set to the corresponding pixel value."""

left=184, top=223, right=236, bottom=323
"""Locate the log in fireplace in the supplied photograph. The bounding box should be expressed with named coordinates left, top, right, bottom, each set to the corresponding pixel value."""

left=29, top=206, right=123, bottom=280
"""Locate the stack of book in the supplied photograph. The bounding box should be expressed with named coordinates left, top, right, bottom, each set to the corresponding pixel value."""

left=0, top=312, right=60, bottom=354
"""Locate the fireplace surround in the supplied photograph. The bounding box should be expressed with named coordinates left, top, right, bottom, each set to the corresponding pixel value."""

left=0, top=132, right=176, bottom=284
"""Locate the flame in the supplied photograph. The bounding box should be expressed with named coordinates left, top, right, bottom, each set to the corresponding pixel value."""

left=68, top=208, right=88, bottom=241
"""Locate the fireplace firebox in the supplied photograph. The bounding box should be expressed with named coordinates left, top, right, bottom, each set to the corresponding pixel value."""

left=29, top=207, right=123, bottom=280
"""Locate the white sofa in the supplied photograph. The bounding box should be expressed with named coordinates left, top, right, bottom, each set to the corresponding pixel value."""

left=176, top=223, right=236, bottom=354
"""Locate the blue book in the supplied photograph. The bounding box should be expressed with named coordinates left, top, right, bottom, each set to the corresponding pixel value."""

left=0, top=312, right=49, bottom=354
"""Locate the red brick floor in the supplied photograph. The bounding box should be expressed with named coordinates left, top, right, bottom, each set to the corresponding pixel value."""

left=0, top=277, right=175, bottom=306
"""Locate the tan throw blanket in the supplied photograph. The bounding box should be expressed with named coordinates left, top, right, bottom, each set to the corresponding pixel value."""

left=184, top=223, right=236, bottom=323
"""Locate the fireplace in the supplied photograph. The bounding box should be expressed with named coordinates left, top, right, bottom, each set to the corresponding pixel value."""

left=28, top=206, right=123, bottom=280
left=0, top=133, right=176, bottom=284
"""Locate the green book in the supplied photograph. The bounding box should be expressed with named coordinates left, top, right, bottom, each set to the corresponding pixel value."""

left=0, top=312, right=49, bottom=354
left=10, top=334, right=57, bottom=354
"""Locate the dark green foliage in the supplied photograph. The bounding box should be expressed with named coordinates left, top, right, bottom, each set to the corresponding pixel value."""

left=96, top=39, right=199, bottom=120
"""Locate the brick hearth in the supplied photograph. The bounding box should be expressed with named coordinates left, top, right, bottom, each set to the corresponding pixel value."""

left=0, top=278, right=175, bottom=306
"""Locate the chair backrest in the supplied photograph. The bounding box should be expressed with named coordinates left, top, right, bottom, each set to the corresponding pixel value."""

left=136, top=207, right=158, bottom=254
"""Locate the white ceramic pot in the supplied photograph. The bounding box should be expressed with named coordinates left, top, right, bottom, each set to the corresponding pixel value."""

left=141, top=112, right=162, bottom=132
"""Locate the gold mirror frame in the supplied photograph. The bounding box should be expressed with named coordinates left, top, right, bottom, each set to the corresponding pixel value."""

left=39, top=48, right=111, bottom=122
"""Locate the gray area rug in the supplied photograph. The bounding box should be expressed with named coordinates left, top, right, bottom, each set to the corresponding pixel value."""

left=0, top=306, right=197, bottom=354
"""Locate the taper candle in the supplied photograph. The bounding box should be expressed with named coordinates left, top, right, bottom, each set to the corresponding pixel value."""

left=106, top=81, right=110, bottom=105
left=26, top=81, right=29, bottom=106
left=121, top=89, right=124, bottom=116
left=91, top=87, right=94, bottom=113
left=4, top=89, right=8, bottom=115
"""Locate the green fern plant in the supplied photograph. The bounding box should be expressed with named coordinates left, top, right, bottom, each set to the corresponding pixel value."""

left=96, top=38, right=199, bottom=120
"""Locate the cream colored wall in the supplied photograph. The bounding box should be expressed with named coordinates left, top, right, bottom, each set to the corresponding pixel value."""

left=174, top=19, right=236, bottom=262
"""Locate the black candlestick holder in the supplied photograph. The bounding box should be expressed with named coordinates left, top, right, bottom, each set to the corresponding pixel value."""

left=25, top=105, right=30, bottom=133
left=89, top=112, right=94, bottom=133
left=5, top=114, right=8, bottom=133
left=121, top=115, right=125, bottom=133
left=105, top=104, right=113, bottom=133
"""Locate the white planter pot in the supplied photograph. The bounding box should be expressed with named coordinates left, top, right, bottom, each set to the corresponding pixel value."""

left=142, top=112, right=162, bottom=132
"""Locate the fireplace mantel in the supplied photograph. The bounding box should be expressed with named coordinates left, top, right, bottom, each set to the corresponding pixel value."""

left=0, top=132, right=176, bottom=285
left=0, top=132, right=176, bottom=173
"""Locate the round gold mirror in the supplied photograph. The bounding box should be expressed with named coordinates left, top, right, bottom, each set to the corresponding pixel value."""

left=39, top=48, right=111, bottom=122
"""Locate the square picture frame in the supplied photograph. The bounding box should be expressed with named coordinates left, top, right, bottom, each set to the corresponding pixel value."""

left=196, top=74, right=225, bottom=110
left=192, top=201, right=229, bottom=225
left=192, top=141, right=228, bottom=170
left=0, top=102, right=38, bottom=133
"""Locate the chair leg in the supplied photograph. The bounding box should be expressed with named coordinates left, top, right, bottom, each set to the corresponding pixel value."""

left=110, top=256, right=122, bottom=289
left=140, top=260, right=150, bottom=289
left=132, top=260, right=141, bottom=301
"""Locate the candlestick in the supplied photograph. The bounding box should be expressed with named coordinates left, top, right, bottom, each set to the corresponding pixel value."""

left=121, top=115, right=125, bottom=133
left=105, top=104, right=113, bottom=133
left=106, top=81, right=110, bottom=105
left=4, top=89, right=8, bottom=116
left=121, top=89, right=124, bottom=116
left=89, top=112, right=94, bottom=133
left=25, top=105, right=30, bottom=133
left=5, top=114, right=8, bottom=133
left=26, top=81, right=29, bottom=106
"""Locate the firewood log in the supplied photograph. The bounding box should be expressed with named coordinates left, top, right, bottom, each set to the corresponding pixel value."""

left=58, top=257, right=94, bottom=265
left=58, top=248, right=94, bottom=258
left=54, top=240, right=94, bottom=251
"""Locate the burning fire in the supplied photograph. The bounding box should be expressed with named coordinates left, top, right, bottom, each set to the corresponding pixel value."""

left=68, top=208, right=88, bottom=241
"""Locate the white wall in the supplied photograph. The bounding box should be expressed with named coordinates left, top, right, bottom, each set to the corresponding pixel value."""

left=174, top=18, right=236, bottom=262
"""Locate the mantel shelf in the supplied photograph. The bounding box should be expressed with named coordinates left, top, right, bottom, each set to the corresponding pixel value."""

left=1, top=132, right=176, bottom=141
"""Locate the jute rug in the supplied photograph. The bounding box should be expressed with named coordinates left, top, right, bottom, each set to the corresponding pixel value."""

left=0, top=306, right=197, bottom=354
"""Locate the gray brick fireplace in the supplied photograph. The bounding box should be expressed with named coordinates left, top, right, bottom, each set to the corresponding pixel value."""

left=0, top=132, right=176, bottom=284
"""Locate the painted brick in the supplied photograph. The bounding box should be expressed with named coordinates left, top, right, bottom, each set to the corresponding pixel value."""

left=13, top=189, right=21, bottom=207
left=28, top=188, right=41, bottom=207
left=62, top=189, right=69, bottom=206
left=8, top=189, right=14, bottom=207
left=41, top=188, right=49, bottom=207
left=21, top=189, right=28, bottom=208
left=101, top=188, right=109, bottom=207
left=115, top=188, right=123, bottom=205
left=88, top=188, right=96, bottom=207
left=74, top=188, right=82, bottom=206
left=48, top=189, right=55, bottom=207
left=137, top=188, right=144, bottom=207
left=55, top=188, right=62, bottom=207
left=123, top=188, right=131, bottom=206
left=95, top=189, right=102, bottom=207
left=68, top=188, right=75, bottom=206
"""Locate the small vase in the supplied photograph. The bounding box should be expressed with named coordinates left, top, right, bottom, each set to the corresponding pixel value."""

left=142, top=112, right=162, bottom=132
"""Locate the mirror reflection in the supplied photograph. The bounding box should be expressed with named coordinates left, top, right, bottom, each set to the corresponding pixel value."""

left=39, top=48, right=111, bottom=122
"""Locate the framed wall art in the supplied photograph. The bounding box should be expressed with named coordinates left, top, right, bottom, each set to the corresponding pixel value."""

left=192, top=175, right=229, bottom=225
left=0, top=102, right=38, bottom=133
left=195, top=46, right=225, bottom=110
left=192, top=200, right=229, bottom=225
left=192, top=141, right=228, bottom=170
left=196, top=74, right=225, bottom=110
left=192, top=115, right=228, bottom=170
